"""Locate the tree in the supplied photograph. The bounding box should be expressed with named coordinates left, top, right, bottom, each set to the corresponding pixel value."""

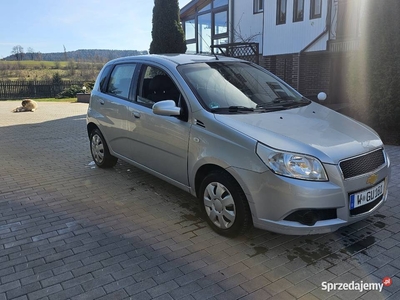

left=11, top=45, right=24, bottom=61
left=27, top=47, right=35, bottom=60
left=36, top=51, right=43, bottom=61
left=346, top=0, right=400, bottom=131
left=63, top=45, right=68, bottom=61
left=149, top=0, right=186, bottom=54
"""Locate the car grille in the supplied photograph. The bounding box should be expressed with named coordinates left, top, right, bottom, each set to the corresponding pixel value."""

left=339, top=149, right=385, bottom=179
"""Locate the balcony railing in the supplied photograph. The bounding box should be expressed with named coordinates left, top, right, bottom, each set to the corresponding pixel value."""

left=328, top=38, right=360, bottom=52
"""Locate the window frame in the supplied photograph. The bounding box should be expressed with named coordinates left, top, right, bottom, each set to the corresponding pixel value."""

left=253, top=0, right=264, bottom=14
left=310, top=0, right=322, bottom=19
left=293, top=0, right=304, bottom=22
left=276, top=0, right=287, bottom=25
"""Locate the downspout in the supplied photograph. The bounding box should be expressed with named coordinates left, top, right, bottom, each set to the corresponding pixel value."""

left=229, top=0, right=234, bottom=43
left=261, top=0, right=265, bottom=63
left=296, top=0, right=333, bottom=92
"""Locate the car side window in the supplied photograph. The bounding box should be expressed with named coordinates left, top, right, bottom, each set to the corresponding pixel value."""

left=137, top=66, right=180, bottom=106
left=106, top=64, right=136, bottom=99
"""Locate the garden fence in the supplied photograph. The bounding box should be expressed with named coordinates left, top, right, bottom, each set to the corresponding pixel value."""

left=0, top=80, right=86, bottom=99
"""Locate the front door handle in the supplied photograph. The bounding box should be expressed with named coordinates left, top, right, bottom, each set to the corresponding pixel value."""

left=99, top=99, right=105, bottom=105
left=132, top=111, right=141, bottom=118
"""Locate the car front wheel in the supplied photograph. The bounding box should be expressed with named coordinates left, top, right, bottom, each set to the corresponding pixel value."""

left=90, top=129, right=118, bottom=168
left=199, top=170, right=252, bottom=237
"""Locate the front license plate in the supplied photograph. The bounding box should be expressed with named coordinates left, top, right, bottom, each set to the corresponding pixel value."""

left=350, top=180, right=385, bottom=210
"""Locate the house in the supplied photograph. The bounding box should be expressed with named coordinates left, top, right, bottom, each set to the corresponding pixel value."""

left=180, top=0, right=364, bottom=103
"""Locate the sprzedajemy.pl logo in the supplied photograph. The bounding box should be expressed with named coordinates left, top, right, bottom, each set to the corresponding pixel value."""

left=321, top=277, right=392, bottom=293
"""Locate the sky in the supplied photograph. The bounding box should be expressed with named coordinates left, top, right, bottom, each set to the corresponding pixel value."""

left=0, top=0, right=192, bottom=59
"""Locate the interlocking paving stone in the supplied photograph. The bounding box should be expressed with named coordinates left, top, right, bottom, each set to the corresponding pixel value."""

left=0, top=101, right=399, bottom=299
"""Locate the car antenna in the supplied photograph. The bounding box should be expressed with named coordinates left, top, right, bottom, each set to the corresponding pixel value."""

left=211, top=49, right=219, bottom=60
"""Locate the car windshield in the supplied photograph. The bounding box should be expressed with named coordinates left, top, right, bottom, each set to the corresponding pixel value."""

left=178, top=61, right=310, bottom=113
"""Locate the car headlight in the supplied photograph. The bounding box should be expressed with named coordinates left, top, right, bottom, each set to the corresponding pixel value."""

left=256, top=143, right=328, bottom=181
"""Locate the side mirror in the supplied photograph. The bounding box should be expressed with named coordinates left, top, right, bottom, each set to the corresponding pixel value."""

left=317, top=92, right=327, bottom=101
left=152, top=100, right=181, bottom=116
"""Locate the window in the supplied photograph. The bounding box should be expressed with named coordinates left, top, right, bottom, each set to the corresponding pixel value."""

left=138, top=66, right=180, bottom=107
left=106, top=64, right=136, bottom=99
left=198, top=13, right=212, bottom=53
left=214, top=0, right=228, bottom=8
left=184, top=19, right=195, bottom=40
left=213, top=38, right=229, bottom=54
left=293, top=0, right=304, bottom=22
left=214, top=11, right=228, bottom=35
left=199, top=3, right=211, bottom=12
left=99, top=65, right=113, bottom=93
left=310, top=0, right=322, bottom=19
left=186, top=43, right=197, bottom=54
left=276, top=0, right=287, bottom=25
left=254, top=0, right=263, bottom=13
left=138, top=65, right=187, bottom=120
left=181, top=0, right=228, bottom=55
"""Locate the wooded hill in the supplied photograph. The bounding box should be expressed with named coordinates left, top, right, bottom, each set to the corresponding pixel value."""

left=2, top=49, right=148, bottom=62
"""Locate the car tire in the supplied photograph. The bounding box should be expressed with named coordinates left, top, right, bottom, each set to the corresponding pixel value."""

left=90, top=129, right=118, bottom=168
left=199, top=170, right=252, bottom=237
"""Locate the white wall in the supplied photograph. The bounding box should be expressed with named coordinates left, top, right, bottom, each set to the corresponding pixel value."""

left=232, top=0, right=264, bottom=52
left=263, top=0, right=330, bottom=56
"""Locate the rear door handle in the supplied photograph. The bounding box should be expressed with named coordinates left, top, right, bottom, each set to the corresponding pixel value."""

left=99, top=99, right=105, bottom=105
left=132, top=111, right=141, bottom=118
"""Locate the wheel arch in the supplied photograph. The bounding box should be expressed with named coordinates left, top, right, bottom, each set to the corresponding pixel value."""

left=195, top=164, right=223, bottom=198
left=87, top=122, right=99, bottom=139
left=194, top=164, right=245, bottom=198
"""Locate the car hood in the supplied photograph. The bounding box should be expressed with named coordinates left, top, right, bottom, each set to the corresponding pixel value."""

left=214, top=102, right=383, bottom=164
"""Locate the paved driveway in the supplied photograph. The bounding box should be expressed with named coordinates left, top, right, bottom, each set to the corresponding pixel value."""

left=1, top=101, right=399, bottom=300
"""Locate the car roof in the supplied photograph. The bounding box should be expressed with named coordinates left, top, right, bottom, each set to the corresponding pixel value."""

left=107, top=53, right=243, bottom=66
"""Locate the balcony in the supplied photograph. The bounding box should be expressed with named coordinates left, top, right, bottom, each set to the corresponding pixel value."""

left=328, top=38, right=360, bottom=52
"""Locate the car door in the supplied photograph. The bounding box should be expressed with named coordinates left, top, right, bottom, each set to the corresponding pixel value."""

left=95, top=63, right=138, bottom=159
left=125, top=64, right=191, bottom=186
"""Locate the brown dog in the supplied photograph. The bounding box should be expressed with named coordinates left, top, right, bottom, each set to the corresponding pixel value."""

left=13, top=99, right=38, bottom=112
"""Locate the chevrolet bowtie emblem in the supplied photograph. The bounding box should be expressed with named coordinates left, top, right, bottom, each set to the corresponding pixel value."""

left=366, top=174, right=378, bottom=185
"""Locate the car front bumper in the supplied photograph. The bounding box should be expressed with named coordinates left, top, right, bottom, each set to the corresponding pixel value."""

left=228, top=157, right=391, bottom=235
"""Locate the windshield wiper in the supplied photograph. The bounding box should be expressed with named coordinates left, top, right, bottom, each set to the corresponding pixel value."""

left=256, top=98, right=311, bottom=109
left=210, top=106, right=255, bottom=113
left=272, top=96, right=296, bottom=103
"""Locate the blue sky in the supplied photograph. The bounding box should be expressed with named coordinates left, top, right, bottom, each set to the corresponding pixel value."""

left=0, top=0, right=192, bottom=59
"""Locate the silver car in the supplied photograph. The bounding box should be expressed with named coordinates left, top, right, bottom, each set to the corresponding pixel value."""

left=86, top=54, right=391, bottom=236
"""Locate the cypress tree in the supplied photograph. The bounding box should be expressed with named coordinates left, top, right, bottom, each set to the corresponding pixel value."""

left=149, top=0, right=187, bottom=54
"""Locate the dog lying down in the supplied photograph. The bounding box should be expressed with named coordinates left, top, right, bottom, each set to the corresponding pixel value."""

left=13, top=99, right=38, bottom=112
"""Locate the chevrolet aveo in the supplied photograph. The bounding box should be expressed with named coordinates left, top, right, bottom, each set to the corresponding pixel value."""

left=86, top=54, right=391, bottom=237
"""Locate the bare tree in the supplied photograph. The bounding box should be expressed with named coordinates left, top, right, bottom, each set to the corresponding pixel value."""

left=27, top=47, right=35, bottom=60
left=11, top=45, right=24, bottom=61
left=233, top=14, right=261, bottom=43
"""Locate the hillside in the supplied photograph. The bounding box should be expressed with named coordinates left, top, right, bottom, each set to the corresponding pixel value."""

left=2, top=49, right=148, bottom=62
